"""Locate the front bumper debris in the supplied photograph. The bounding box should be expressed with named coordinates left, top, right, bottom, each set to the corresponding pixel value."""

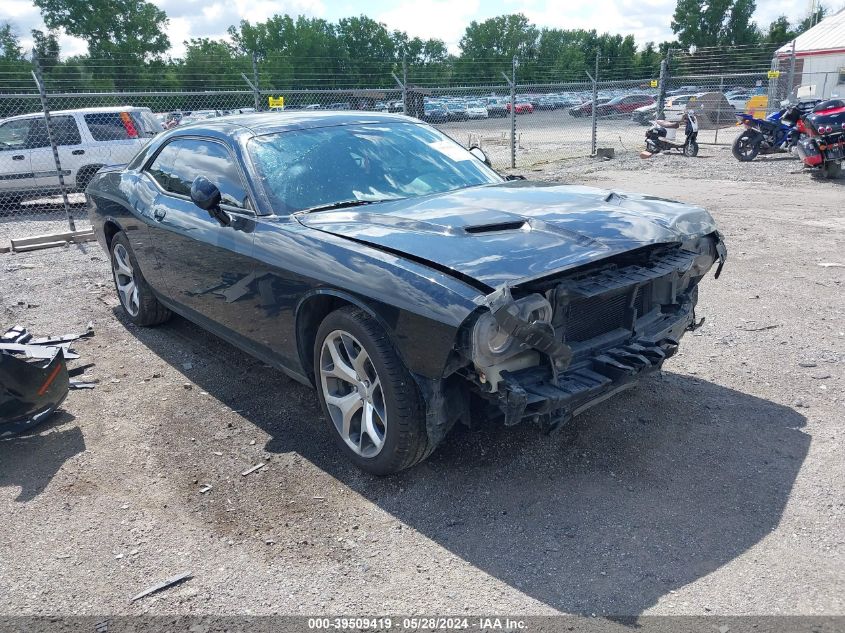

left=497, top=336, right=680, bottom=431
left=0, top=323, right=96, bottom=437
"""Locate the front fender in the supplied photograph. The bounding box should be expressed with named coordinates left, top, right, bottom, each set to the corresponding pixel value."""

left=253, top=218, right=484, bottom=380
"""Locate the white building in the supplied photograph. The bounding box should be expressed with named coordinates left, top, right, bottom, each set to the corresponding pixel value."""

left=776, top=8, right=845, bottom=99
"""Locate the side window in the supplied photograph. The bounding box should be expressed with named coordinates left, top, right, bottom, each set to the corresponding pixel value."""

left=26, top=119, right=51, bottom=149
left=51, top=116, right=82, bottom=146
left=145, top=138, right=250, bottom=209
left=166, top=139, right=250, bottom=209
left=0, top=119, right=33, bottom=149
left=84, top=112, right=140, bottom=141
left=145, top=141, right=186, bottom=194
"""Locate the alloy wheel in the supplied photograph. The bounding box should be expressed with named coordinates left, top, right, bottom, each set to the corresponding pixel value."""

left=319, top=329, right=387, bottom=458
left=112, top=243, right=140, bottom=317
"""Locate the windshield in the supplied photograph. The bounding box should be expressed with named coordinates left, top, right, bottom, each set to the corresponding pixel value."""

left=248, top=122, right=503, bottom=214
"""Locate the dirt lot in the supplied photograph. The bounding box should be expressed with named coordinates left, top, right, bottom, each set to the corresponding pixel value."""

left=1, top=146, right=842, bottom=617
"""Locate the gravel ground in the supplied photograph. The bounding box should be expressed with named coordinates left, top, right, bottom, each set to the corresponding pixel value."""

left=0, top=146, right=842, bottom=617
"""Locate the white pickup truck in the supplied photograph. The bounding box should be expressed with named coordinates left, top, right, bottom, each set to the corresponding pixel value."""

left=0, top=106, right=162, bottom=206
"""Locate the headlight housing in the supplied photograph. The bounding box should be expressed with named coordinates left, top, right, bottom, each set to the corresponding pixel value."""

left=471, top=293, right=552, bottom=367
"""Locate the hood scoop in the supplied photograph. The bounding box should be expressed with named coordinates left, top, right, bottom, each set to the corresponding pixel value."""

left=464, top=220, right=528, bottom=234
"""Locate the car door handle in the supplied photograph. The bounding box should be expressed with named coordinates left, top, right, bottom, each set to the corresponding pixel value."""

left=12, top=155, right=25, bottom=161
left=71, top=149, right=85, bottom=155
left=153, top=208, right=166, bottom=221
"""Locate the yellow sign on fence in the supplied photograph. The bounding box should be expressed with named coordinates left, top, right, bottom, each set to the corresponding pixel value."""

left=767, top=70, right=781, bottom=79
left=268, top=96, right=285, bottom=108
left=649, top=79, right=658, bottom=88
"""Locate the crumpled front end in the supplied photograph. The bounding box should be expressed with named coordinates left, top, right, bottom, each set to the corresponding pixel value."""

left=459, top=232, right=726, bottom=431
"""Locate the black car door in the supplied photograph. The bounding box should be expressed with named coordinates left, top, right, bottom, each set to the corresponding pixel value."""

left=142, top=137, right=259, bottom=345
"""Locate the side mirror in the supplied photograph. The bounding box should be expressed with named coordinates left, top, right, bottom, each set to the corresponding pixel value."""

left=191, top=176, right=221, bottom=210
left=191, top=176, right=230, bottom=226
left=469, top=145, right=492, bottom=167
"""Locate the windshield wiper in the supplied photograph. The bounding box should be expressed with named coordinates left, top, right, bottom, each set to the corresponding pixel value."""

left=294, top=198, right=401, bottom=216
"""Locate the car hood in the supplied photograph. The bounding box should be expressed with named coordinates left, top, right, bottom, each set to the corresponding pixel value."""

left=296, top=181, right=718, bottom=289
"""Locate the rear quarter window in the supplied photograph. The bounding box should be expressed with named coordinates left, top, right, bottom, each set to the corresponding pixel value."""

left=84, top=112, right=141, bottom=141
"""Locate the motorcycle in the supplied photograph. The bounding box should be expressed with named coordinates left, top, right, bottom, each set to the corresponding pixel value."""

left=731, top=101, right=820, bottom=161
left=795, top=99, right=845, bottom=179
left=641, top=111, right=699, bottom=158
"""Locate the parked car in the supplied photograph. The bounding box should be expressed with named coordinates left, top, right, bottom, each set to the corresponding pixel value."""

left=422, top=105, right=448, bottom=124
left=596, top=94, right=655, bottom=117
left=725, top=90, right=749, bottom=111
left=465, top=101, right=489, bottom=119
left=569, top=98, right=611, bottom=117
left=0, top=106, right=162, bottom=206
left=485, top=99, right=509, bottom=118
left=631, top=102, right=658, bottom=125
left=86, top=112, right=726, bottom=474
left=445, top=103, right=469, bottom=121
left=506, top=101, right=534, bottom=114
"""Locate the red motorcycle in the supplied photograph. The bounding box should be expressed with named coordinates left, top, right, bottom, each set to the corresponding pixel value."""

left=795, top=99, right=845, bottom=179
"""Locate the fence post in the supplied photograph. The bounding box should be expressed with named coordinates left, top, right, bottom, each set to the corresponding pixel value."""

left=786, top=40, right=797, bottom=98
left=31, top=51, right=76, bottom=232
left=714, top=75, right=724, bottom=144
left=402, top=57, right=408, bottom=116
left=589, top=52, right=599, bottom=156
left=251, top=53, right=261, bottom=111
left=657, top=57, right=668, bottom=119
left=510, top=56, right=517, bottom=168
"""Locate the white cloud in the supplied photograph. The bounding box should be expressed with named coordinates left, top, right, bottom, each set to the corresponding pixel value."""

left=377, top=0, right=481, bottom=52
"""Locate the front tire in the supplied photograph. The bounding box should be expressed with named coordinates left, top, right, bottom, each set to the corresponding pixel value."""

left=110, top=232, right=172, bottom=326
left=313, top=306, right=432, bottom=475
left=732, top=130, right=761, bottom=161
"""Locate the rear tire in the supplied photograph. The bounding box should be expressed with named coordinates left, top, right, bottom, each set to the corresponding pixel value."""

left=110, top=232, right=172, bottom=326
left=684, top=140, right=699, bottom=157
left=313, top=306, right=432, bottom=475
left=732, top=131, right=761, bottom=161
left=820, top=161, right=842, bottom=179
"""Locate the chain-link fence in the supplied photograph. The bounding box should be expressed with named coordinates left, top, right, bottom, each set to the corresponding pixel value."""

left=2, top=46, right=834, bottom=247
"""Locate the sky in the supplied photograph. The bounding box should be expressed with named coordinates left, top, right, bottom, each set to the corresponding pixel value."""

left=4, top=0, right=817, bottom=58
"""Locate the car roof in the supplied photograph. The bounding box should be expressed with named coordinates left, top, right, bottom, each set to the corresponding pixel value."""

left=2, top=106, right=150, bottom=123
left=170, top=111, right=423, bottom=136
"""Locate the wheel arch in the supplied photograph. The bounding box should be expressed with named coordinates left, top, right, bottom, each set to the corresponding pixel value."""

left=295, top=289, right=406, bottom=387
left=76, top=163, right=105, bottom=190
left=102, top=218, right=124, bottom=250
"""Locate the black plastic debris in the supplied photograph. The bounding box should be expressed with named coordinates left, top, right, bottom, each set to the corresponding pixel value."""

left=0, top=323, right=96, bottom=437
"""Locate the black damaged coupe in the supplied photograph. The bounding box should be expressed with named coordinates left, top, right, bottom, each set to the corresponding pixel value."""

left=86, top=112, right=726, bottom=474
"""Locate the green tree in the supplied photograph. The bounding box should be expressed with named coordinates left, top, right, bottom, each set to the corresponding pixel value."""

left=31, top=29, right=60, bottom=71
left=765, top=16, right=797, bottom=45
left=335, top=16, right=396, bottom=86
left=180, top=38, right=249, bottom=91
left=797, top=4, right=827, bottom=32
left=723, top=0, right=760, bottom=45
left=457, top=14, right=538, bottom=83
left=671, top=0, right=759, bottom=48
left=0, top=21, right=22, bottom=60
left=33, top=0, right=169, bottom=69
